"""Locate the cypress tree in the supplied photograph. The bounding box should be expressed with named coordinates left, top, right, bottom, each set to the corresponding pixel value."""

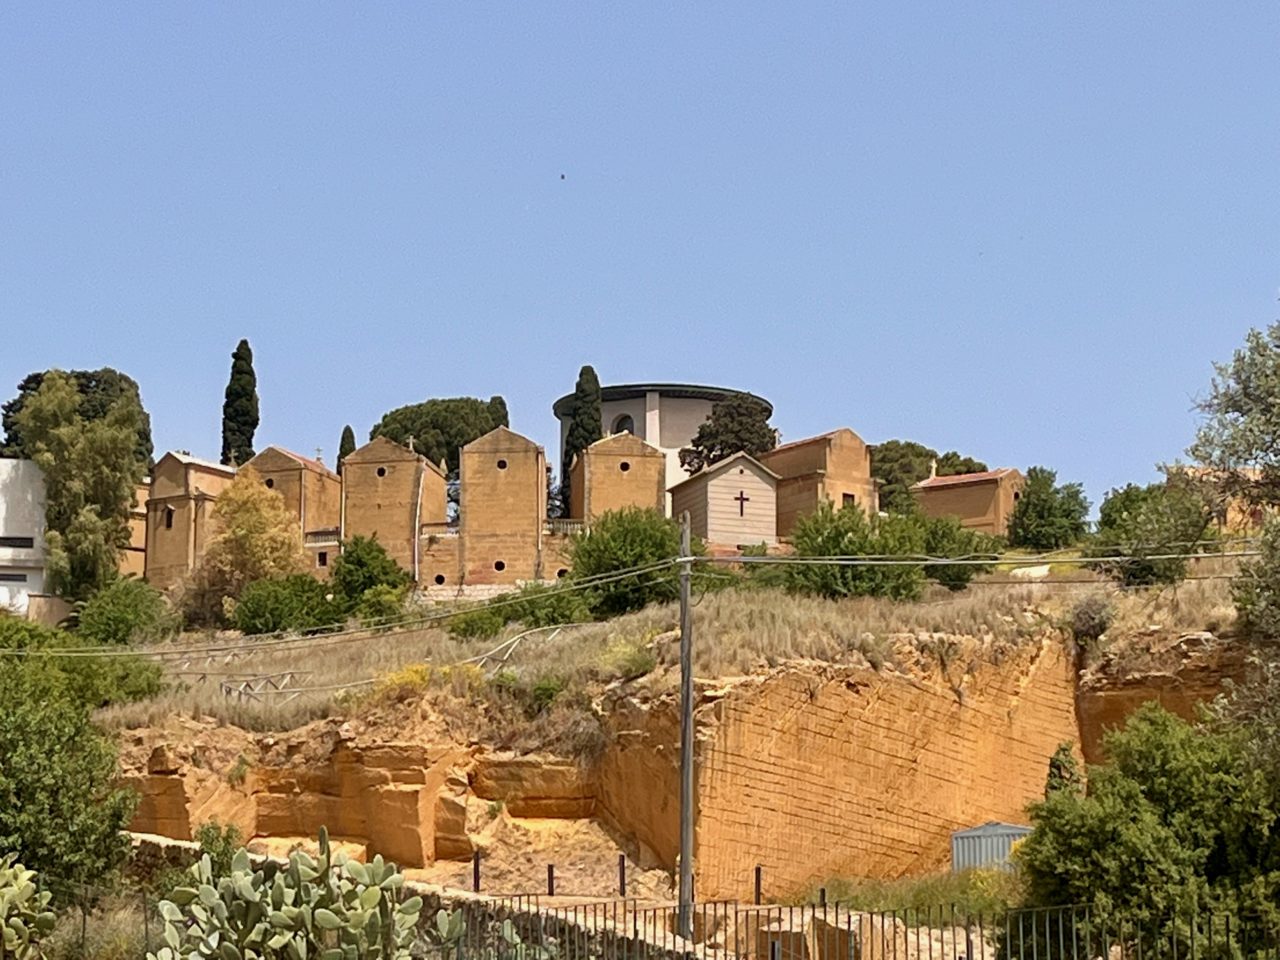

left=220, top=339, right=259, bottom=466
left=561, top=365, right=602, bottom=512
left=337, top=425, right=356, bottom=476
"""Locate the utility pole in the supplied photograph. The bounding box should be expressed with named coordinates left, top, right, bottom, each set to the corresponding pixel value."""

left=677, top=512, right=695, bottom=940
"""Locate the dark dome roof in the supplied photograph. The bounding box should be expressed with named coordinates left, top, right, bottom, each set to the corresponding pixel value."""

left=553, top=382, right=772, bottom=419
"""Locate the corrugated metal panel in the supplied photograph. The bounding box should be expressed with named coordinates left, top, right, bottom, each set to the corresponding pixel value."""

left=951, top=822, right=1032, bottom=872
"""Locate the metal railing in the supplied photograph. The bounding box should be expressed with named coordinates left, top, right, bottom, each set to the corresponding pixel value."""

left=545, top=518, right=585, bottom=536
left=303, top=528, right=340, bottom=546
left=421, top=521, right=461, bottom=538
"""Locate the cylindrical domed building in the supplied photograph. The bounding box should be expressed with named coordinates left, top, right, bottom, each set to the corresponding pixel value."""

left=552, top=382, right=772, bottom=512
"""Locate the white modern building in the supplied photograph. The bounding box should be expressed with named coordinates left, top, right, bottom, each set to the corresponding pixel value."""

left=0, top=458, right=47, bottom=615
left=553, top=382, right=772, bottom=512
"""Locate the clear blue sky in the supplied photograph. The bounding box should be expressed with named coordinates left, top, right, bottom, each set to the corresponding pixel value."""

left=3, top=3, right=1277, bottom=508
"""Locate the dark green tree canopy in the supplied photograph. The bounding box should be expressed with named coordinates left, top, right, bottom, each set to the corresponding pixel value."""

left=337, top=424, right=356, bottom=476
left=329, top=535, right=410, bottom=609
left=1190, top=321, right=1280, bottom=506
left=1007, top=466, right=1090, bottom=550
left=1020, top=704, right=1278, bottom=923
left=1088, top=478, right=1213, bottom=586
left=561, top=365, right=602, bottom=509
left=870, top=440, right=989, bottom=514
left=220, top=338, right=260, bottom=466
left=2, top=367, right=153, bottom=466
left=679, top=394, right=777, bottom=474
left=370, top=396, right=509, bottom=481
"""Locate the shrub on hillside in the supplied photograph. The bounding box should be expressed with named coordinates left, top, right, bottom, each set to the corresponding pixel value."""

left=502, top=581, right=594, bottom=628
left=0, top=659, right=137, bottom=885
left=1069, top=593, right=1114, bottom=645
left=1019, top=704, right=1276, bottom=926
left=1088, top=480, right=1214, bottom=586
left=354, top=583, right=408, bottom=629
left=0, top=617, right=161, bottom=708
left=921, top=515, right=1001, bottom=591
left=75, top=576, right=178, bottom=645
left=231, top=575, right=342, bottom=635
left=786, top=503, right=926, bottom=600
left=447, top=605, right=506, bottom=640
left=329, top=535, right=410, bottom=610
left=1232, top=519, right=1280, bottom=642
left=568, top=507, right=688, bottom=616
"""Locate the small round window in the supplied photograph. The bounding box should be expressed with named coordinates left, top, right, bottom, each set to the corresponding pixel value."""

left=494, top=560, right=506, bottom=572
left=620, top=461, right=631, bottom=472
left=497, top=459, right=508, bottom=470
left=434, top=574, right=446, bottom=586
left=265, top=478, right=275, bottom=489
left=376, top=467, right=387, bottom=478
left=1013, top=491, right=1021, bottom=501
left=556, top=568, right=568, bottom=579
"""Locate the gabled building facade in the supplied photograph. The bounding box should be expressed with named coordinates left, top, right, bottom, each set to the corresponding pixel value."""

left=670, top=451, right=779, bottom=546
left=144, top=453, right=237, bottom=591
left=911, top=468, right=1025, bottom=537
left=566, top=433, right=666, bottom=522
left=458, top=426, right=548, bottom=584
left=759, top=428, right=878, bottom=537
left=245, top=446, right=343, bottom=577
left=341, top=436, right=448, bottom=581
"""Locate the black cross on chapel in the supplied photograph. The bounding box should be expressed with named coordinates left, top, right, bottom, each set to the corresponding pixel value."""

left=734, top=490, right=750, bottom=517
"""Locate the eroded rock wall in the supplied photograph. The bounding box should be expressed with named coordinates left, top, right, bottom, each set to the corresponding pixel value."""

left=690, top=638, right=1079, bottom=900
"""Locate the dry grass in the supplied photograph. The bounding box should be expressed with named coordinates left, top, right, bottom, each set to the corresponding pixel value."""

left=98, top=578, right=1238, bottom=736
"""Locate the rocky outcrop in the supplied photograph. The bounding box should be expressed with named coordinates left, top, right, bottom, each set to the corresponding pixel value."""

left=121, top=629, right=1138, bottom=900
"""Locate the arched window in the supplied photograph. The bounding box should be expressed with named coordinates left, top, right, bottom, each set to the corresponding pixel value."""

left=612, top=414, right=635, bottom=435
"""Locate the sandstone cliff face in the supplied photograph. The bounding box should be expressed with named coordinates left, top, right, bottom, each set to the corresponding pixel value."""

left=1075, top=631, right=1245, bottom=764
left=123, top=630, right=1084, bottom=902
left=691, top=636, right=1079, bottom=900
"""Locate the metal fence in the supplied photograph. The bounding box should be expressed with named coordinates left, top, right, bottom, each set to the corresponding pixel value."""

left=34, top=884, right=1280, bottom=960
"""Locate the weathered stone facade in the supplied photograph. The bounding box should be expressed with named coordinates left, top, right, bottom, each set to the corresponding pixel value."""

left=459, top=427, right=547, bottom=585
left=760, top=429, right=879, bottom=537
left=144, top=453, right=237, bottom=591
left=341, top=436, right=448, bottom=580
left=566, top=433, right=666, bottom=522
left=245, top=447, right=343, bottom=579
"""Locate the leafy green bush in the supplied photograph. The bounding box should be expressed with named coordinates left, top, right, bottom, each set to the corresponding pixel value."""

left=1088, top=480, right=1213, bottom=586
left=0, top=659, right=136, bottom=885
left=1069, top=593, right=1114, bottom=645
left=76, top=577, right=178, bottom=645
left=231, top=575, right=342, bottom=635
left=568, top=507, right=687, bottom=616
left=1007, top=466, right=1090, bottom=550
left=330, top=536, right=410, bottom=611
left=921, top=515, right=1000, bottom=591
left=355, top=583, right=407, bottom=629
left=799, top=868, right=1022, bottom=915
left=502, top=581, right=593, bottom=628
left=193, top=820, right=243, bottom=880
left=0, top=854, right=56, bottom=959
left=152, top=827, right=423, bottom=960
left=0, top=617, right=161, bottom=708
left=1232, top=518, right=1280, bottom=642
left=447, top=605, right=506, bottom=640
left=786, top=503, right=927, bottom=600
left=1019, top=703, right=1275, bottom=924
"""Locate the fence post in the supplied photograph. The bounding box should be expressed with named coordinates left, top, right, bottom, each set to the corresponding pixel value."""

left=472, top=850, right=481, bottom=893
left=143, top=889, right=151, bottom=955
left=618, top=854, right=626, bottom=898
left=819, top=887, right=827, bottom=908
left=754, top=865, right=763, bottom=905
left=547, top=864, right=555, bottom=897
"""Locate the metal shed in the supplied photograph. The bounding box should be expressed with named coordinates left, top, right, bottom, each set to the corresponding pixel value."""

left=950, top=821, right=1032, bottom=872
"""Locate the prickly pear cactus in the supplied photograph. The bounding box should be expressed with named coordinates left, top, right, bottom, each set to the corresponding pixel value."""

left=148, top=826, right=424, bottom=960
left=0, top=854, right=56, bottom=960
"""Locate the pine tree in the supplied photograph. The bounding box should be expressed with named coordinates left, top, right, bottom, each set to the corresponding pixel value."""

left=561, top=366, right=602, bottom=511
left=220, top=339, right=259, bottom=466
left=678, top=394, right=776, bottom=474
left=337, top=425, right=356, bottom=476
